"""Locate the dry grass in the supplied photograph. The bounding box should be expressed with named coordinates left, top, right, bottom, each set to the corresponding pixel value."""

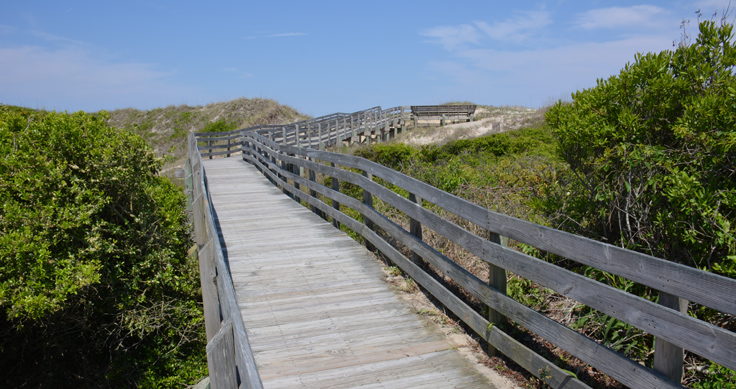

left=395, top=105, right=543, bottom=146
left=106, top=97, right=309, bottom=175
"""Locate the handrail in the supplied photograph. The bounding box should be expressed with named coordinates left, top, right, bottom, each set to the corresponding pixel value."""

left=191, top=105, right=735, bottom=388
left=185, top=133, right=263, bottom=389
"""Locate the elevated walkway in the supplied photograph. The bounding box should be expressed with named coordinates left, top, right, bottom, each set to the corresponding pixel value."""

left=203, top=158, right=495, bottom=388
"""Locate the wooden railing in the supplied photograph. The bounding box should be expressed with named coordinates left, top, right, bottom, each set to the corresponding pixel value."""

left=190, top=106, right=735, bottom=388
left=185, top=134, right=263, bottom=389
left=194, top=105, right=409, bottom=158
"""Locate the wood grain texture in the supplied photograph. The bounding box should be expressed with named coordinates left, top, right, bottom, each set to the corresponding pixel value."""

left=202, top=157, right=496, bottom=389
left=299, top=149, right=736, bottom=316
left=243, top=155, right=591, bottom=388
left=246, top=150, right=678, bottom=388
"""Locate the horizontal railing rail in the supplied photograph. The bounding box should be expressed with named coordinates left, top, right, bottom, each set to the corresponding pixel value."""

left=186, top=134, right=263, bottom=389
left=194, top=105, right=409, bottom=158
left=217, top=125, right=732, bottom=388
left=191, top=104, right=734, bottom=388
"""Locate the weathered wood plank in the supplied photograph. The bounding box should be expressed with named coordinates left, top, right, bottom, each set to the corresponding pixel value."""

left=197, top=240, right=221, bottom=341
left=297, top=148, right=736, bottom=316
left=203, top=157, right=495, bottom=388
left=255, top=154, right=678, bottom=388
left=244, top=153, right=589, bottom=388
left=206, top=320, right=238, bottom=389
left=245, top=143, right=735, bottom=371
left=654, top=292, right=688, bottom=383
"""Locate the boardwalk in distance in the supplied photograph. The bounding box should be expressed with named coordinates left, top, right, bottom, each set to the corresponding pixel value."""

left=203, top=157, right=496, bottom=388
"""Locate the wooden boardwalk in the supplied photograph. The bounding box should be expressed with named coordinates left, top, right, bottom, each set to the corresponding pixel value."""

left=203, top=158, right=496, bottom=388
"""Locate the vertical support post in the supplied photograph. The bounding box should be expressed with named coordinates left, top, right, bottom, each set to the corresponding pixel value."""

left=280, top=154, right=292, bottom=198
left=295, top=124, right=301, bottom=147
left=351, top=116, right=357, bottom=143
left=318, top=123, right=324, bottom=149
left=198, top=241, right=221, bottom=341
left=484, top=231, right=507, bottom=356
left=330, top=162, right=340, bottom=229
left=335, top=119, right=340, bottom=143
left=654, top=292, right=688, bottom=383
left=408, top=193, right=424, bottom=269
left=282, top=126, right=287, bottom=145
left=292, top=157, right=300, bottom=193
left=307, top=123, right=312, bottom=148
left=208, top=139, right=213, bottom=159
left=361, top=171, right=375, bottom=252
left=308, top=162, right=325, bottom=219
left=206, top=320, right=238, bottom=389
left=226, top=137, right=231, bottom=157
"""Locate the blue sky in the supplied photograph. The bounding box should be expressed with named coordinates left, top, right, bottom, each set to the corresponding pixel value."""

left=0, top=1, right=733, bottom=116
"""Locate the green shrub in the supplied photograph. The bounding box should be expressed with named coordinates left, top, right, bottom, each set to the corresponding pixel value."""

left=200, top=119, right=238, bottom=133
left=546, top=20, right=736, bottom=276
left=0, top=107, right=205, bottom=387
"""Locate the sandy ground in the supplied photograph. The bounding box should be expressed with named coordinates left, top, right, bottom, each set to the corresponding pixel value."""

left=400, top=107, right=541, bottom=146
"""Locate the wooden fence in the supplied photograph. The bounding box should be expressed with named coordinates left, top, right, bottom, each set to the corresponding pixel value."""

left=185, top=134, right=263, bottom=389
left=194, top=106, right=409, bottom=158
left=189, top=105, right=735, bottom=388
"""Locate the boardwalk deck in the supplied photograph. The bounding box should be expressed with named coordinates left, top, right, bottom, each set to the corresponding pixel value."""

left=203, top=158, right=496, bottom=388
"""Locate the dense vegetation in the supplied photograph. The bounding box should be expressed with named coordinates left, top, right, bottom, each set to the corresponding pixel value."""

left=353, top=20, right=735, bottom=387
left=0, top=106, right=206, bottom=387
left=547, top=20, right=735, bottom=278
left=107, top=98, right=308, bottom=173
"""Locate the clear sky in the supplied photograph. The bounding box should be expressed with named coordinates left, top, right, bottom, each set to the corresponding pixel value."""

left=0, top=1, right=733, bottom=116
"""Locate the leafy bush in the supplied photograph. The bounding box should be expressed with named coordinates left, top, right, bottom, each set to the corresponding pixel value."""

left=546, top=20, right=736, bottom=276
left=200, top=119, right=239, bottom=133
left=0, top=107, right=206, bottom=387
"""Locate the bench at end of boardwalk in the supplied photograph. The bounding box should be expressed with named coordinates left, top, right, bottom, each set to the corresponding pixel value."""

left=410, top=105, right=477, bottom=125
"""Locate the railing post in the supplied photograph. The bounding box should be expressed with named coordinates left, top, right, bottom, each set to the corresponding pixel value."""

left=208, top=139, right=213, bottom=159
left=206, top=320, right=238, bottom=389
left=361, top=171, right=375, bottom=251
left=318, top=123, right=324, bottom=150
left=280, top=152, right=293, bottom=199
left=198, top=240, right=221, bottom=341
left=308, top=161, right=325, bottom=219
left=654, top=292, right=688, bottom=383
left=485, top=231, right=507, bottom=356
left=351, top=116, right=357, bottom=144
left=408, top=193, right=425, bottom=269
left=330, top=162, right=340, bottom=229
left=307, top=123, right=312, bottom=148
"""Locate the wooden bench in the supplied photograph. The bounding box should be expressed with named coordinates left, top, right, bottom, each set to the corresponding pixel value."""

left=410, top=105, right=477, bottom=125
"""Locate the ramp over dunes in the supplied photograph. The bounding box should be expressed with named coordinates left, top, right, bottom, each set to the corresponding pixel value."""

left=203, top=157, right=499, bottom=388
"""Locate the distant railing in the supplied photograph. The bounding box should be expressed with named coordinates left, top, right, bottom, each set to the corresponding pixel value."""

left=193, top=105, right=409, bottom=158
left=190, top=106, right=735, bottom=388
left=185, top=134, right=263, bottom=389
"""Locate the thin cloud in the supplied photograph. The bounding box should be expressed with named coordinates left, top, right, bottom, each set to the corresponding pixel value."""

left=575, top=5, right=667, bottom=30
left=29, top=30, right=89, bottom=47
left=0, top=24, right=15, bottom=34
left=0, top=45, right=196, bottom=111
left=223, top=66, right=254, bottom=79
left=421, top=24, right=480, bottom=51
left=474, top=10, right=551, bottom=43
left=430, top=34, right=673, bottom=106
left=268, top=32, right=306, bottom=38
left=242, top=32, right=307, bottom=40
left=695, top=0, right=734, bottom=8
